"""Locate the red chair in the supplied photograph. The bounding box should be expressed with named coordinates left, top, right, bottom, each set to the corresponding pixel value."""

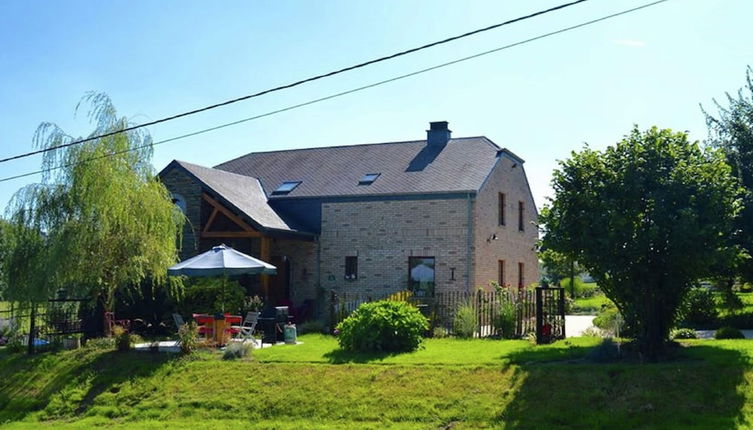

left=224, top=314, right=242, bottom=337
left=104, top=312, right=131, bottom=334
left=192, top=313, right=214, bottom=338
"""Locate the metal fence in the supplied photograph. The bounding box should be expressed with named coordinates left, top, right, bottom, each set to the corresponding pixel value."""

left=1, top=299, right=88, bottom=354
left=329, top=288, right=541, bottom=338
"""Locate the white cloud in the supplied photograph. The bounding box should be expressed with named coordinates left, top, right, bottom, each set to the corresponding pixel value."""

left=613, top=39, right=646, bottom=47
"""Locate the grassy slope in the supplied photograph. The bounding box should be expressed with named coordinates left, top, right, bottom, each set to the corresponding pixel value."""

left=2, top=335, right=753, bottom=429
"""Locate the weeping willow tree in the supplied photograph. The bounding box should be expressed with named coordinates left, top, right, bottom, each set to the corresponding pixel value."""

left=4, top=93, right=184, bottom=315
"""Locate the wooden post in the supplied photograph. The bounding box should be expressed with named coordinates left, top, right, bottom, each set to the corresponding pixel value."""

left=535, top=287, right=543, bottom=345
left=261, top=236, right=271, bottom=300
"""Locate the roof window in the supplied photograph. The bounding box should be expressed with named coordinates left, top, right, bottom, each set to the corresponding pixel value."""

left=358, top=173, right=380, bottom=185
left=272, top=181, right=301, bottom=195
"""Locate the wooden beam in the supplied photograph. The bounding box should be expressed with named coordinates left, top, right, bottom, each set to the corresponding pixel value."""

left=201, top=193, right=256, bottom=232
left=200, top=231, right=262, bottom=238
left=261, top=236, right=271, bottom=300
left=203, top=208, right=220, bottom=233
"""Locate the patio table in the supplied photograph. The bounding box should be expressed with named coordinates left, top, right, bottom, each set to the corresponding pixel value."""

left=212, top=317, right=230, bottom=346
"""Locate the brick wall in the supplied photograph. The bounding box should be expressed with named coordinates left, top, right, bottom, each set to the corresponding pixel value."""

left=159, top=167, right=202, bottom=259
left=473, top=154, right=540, bottom=289
left=319, top=197, right=473, bottom=297
left=272, top=238, right=318, bottom=305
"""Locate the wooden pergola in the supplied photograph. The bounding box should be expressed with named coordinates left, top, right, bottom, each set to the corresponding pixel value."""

left=198, top=193, right=272, bottom=295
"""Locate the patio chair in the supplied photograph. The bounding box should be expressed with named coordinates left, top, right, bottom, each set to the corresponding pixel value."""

left=234, top=311, right=260, bottom=342
left=224, top=313, right=243, bottom=338
left=104, top=311, right=131, bottom=334
left=172, top=313, right=185, bottom=330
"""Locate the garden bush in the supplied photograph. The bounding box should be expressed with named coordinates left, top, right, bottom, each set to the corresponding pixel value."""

left=495, top=300, right=517, bottom=339
left=113, top=326, right=131, bottom=352
left=670, top=328, right=698, bottom=340
left=178, top=321, right=199, bottom=354
left=676, top=287, right=718, bottom=327
left=336, top=300, right=428, bottom=352
left=453, top=302, right=478, bottom=338
left=715, top=326, right=745, bottom=339
left=593, top=303, right=622, bottom=335
left=223, top=341, right=253, bottom=360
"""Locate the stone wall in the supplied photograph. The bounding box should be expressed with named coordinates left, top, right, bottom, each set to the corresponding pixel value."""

left=318, top=197, right=473, bottom=297
left=473, top=154, right=540, bottom=289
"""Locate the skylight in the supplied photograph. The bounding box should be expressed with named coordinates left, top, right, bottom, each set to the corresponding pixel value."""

left=358, top=173, right=380, bottom=185
left=272, top=181, right=301, bottom=195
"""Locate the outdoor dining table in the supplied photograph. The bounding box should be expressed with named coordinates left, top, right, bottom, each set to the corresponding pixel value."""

left=212, top=317, right=230, bottom=346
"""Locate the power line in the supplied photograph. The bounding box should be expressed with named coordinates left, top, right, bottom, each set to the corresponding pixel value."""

left=0, top=0, right=668, bottom=184
left=0, top=0, right=590, bottom=165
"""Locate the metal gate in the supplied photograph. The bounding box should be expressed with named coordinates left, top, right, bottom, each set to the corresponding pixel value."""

left=535, top=287, right=566, bottom=344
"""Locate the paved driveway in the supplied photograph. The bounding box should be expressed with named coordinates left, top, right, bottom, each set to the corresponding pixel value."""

left=566, top=315, right=596, bottom=338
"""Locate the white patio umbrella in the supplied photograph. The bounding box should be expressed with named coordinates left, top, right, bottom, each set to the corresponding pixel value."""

left=168, top=244, right=276, bottom=311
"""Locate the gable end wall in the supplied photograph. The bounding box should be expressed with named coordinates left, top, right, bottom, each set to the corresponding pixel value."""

left=473, top=155, right=539, bottom=289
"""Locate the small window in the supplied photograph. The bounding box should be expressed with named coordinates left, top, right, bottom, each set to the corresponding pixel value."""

left=518, top=262, right=525, bottom=289
left=408, top=257, right=435, bottom=297
left=498, top=260, right=505, bottom=286
left=171, top=193, right=187, bottom=214
left=498, top=193, right=506, bottom=226
left=272, top=181, right=301, bottom=195
left=345, top=256, right=358, bottom=280
left=518, top=201, right=525, bottom=232
left=358, top=173, right=380, bottom=185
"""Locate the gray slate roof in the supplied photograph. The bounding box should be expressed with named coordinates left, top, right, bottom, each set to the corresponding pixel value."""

left=214, top=137, right=502, bottom=199
left=171, top=160, right=294, bottom=231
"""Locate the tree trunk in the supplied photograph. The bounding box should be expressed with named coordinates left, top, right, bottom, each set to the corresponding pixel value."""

left=639, top=299, right=669, bottom=362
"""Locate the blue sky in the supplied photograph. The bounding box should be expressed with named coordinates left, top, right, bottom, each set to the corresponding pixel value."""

left=1, top=0, right=751, bottom=211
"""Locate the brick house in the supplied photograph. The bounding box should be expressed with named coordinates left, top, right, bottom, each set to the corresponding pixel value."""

left=159, top=121, right=539, bottom=308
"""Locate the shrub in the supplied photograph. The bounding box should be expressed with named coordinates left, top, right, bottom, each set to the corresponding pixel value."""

left=223, top=341, right=253, bottom=360
left=453, top=302, right=478, bottom=339
left=676, top=287, right=718, bottom=327
left=113, top=326, right=131, bottom=352
left=297, top=320, right=326, bottom=335
left=560, top=278, right=598, bottom=298
left=670, top=328, right=698, bottom=340
left=715, top=326, right=745, bottom=339
left=496, top=300, right=517, bottom=339
left=432, top=326, right=450, bottom=338
left=593, top=303, right=622, bottom=335
left=581, top=327, right=606, bottom=338
left=336, top=300, right=428, bottom=352
left=178, top=321, right=199, bottom=354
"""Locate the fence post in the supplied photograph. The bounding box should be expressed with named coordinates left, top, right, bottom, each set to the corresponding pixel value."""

left=558, top=287, right=566, bottom=338
left=27, top=302, right=36, bottom=355
left=535, top=288, right=543, bottom=345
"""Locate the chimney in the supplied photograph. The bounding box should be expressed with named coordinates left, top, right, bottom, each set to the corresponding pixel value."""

left=427, top=121, right=451, bottom=147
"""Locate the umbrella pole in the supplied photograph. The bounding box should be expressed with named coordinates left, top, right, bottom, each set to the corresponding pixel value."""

left=221, top=275, right=226, bottom=313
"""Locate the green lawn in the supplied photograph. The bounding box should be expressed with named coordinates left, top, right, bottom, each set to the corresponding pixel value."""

left=3, top=334, right=753, bottom=429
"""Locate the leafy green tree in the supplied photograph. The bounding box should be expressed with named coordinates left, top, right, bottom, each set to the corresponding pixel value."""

left=4, top=93, right=184, bottom=319
left=539, top=248, right=581, bottom=297
left=704, top=66, right=753, bottom=284
left=541, top=126, right=740, bottom=360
